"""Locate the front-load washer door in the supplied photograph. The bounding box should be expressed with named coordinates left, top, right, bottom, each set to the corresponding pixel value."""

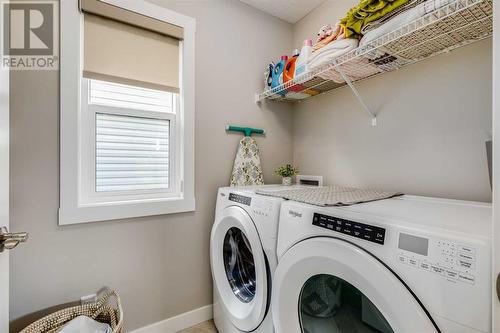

left=272, top=237, right=439, bottom=333
left=211, top=206, right=268, bottom=332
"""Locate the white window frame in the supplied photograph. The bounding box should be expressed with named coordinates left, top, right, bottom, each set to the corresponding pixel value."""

left=60, top=0, right=196, bottom=225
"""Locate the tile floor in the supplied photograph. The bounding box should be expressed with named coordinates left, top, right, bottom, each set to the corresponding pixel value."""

left=177, top=320, right=218, bottom=333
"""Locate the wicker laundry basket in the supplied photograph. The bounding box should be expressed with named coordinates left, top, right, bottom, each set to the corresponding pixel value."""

left=19, top=290, right=123, bottom=333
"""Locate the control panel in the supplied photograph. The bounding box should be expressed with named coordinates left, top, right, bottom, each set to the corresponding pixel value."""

left=397, top=233, right=477, bottom=285
left=313, top=213, right=386, bottom=245
left=229, top=193, right=252, bottom=206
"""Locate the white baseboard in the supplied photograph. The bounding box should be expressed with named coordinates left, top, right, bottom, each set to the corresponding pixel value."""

left=129, top=304, right=213, bottom=333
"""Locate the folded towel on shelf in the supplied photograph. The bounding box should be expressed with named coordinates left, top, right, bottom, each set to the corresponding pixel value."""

left=340, top=0, right=410, bottom=39
left=360, top=0, right=456, bottom=46
left=308, top=38, right=359, bottom=71
left=313, top=23, right=346, bottom=52
left=360, top=0, right=427, bottom=34
left=307, top=39, right=376, bottom=84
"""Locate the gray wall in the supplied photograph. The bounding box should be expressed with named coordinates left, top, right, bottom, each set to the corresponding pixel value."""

left=9, top=0, right=293, bottom=331
left=292, top=0, right=492, bottom=202
left=9, top=0, right=493, bottom=331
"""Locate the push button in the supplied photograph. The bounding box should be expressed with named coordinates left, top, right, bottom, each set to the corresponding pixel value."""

left=445, top=270, right=458, bottom=280
left=408, top=258, right=419, bottom=267
left=419, top=261, right=431, bottom=271
left=397, top=255, right=408, bottom=264
left=458, top=252, right=476, bottom=262
left=342, top=227, right=352, bottom=234
left=431, top=265, right=446, bottom=276
left=374, top=231, right=384, bottom=243
left=458, top=245, right=476, bottom=255
left=363, top=227, right=373, bottom=233
left=458, top=260, right=476, bottom=270
left=457, top=273, right=475, bottom=285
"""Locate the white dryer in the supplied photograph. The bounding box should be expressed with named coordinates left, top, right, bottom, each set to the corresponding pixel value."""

left=211, top=186, right=292, bottom=333
left=272, top=195, right=492, bottom=333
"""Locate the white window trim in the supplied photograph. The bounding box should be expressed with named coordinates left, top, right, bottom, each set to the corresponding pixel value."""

left=60, top=0, right=196, bottom=225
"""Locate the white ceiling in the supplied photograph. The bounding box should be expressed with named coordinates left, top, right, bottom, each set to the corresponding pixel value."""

left=239, top=0, right=326, bottom=23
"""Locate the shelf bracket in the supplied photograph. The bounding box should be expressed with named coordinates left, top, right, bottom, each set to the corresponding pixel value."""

left=255, top=93, right=261, bottom=104
left=337, top=68, right=377, bottom=126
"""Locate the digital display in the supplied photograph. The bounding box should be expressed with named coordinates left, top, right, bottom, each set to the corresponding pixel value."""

left=398, top=233, right=429, bottom=256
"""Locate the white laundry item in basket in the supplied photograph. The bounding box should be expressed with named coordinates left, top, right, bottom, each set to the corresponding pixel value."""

left=229, top=136, right=264, bottom=186
left=58, top=316, right=111, bottom=333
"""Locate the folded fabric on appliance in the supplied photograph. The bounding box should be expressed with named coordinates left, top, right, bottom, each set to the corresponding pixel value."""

left=340, top=0, right=410, bottom=39
left=360, top=0, right=427, bottom=34
left=255, top=186, right=403, bottom=206
left=360, top=0, right=456, bottom=46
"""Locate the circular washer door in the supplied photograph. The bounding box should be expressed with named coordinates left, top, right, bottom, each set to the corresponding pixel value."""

left=211, top=206, right=268, bottom=331
left=272, top=237, right=439, bottom=333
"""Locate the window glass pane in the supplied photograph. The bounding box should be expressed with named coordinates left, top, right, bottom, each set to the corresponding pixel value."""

left=96, top=113, right=169, bottom=192
left=300, top=274, right=394, bottom=333
left=89, top=79, right=175, bottom=113
left=223, top=227, right=256, bottom=303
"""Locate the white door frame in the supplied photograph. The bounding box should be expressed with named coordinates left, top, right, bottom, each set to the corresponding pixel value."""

left=492, top=0, right=500, bottom=329
left=0, top=41, right=9, bottom=332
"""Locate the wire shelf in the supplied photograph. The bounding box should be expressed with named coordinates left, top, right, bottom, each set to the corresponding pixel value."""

left=257, top=0, right=492, bottom=103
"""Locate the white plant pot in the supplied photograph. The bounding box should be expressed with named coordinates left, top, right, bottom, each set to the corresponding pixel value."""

left=282, top=177, right=292, bottom=186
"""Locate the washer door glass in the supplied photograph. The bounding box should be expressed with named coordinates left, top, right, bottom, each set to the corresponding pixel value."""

left=299, top=274, right=394, bottom=333
left=223, top=227, right=256, bottom=303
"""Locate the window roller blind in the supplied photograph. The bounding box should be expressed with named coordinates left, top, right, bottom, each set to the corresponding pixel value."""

left=82, top=1, right=181, bottom=93
left=80, top=0, right=183, bottom=39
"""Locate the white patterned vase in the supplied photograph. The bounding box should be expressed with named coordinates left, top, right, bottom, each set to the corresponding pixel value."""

left=282, top=177, right=292, bottom=186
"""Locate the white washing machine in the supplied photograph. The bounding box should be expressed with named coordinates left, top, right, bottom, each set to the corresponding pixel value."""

left=272, top=195, right=492, bottom=333
left=211, top=186, right=295, bottom=333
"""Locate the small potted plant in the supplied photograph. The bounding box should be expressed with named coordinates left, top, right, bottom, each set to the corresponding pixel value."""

left=275, top=164, right=299, bottom=186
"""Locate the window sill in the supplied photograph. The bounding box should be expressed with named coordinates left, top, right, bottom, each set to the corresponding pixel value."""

left=59, top=196, right=195, bottom=225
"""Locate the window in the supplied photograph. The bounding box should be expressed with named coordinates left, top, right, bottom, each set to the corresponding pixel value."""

left=60, top=0, right=195, bottom=224
left=81, top=79, right=179, bottom=204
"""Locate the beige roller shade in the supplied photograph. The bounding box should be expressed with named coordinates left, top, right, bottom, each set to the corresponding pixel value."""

left=80, top=0, right=183, bottom=39
left=83, top=14, right=180, bottom=93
